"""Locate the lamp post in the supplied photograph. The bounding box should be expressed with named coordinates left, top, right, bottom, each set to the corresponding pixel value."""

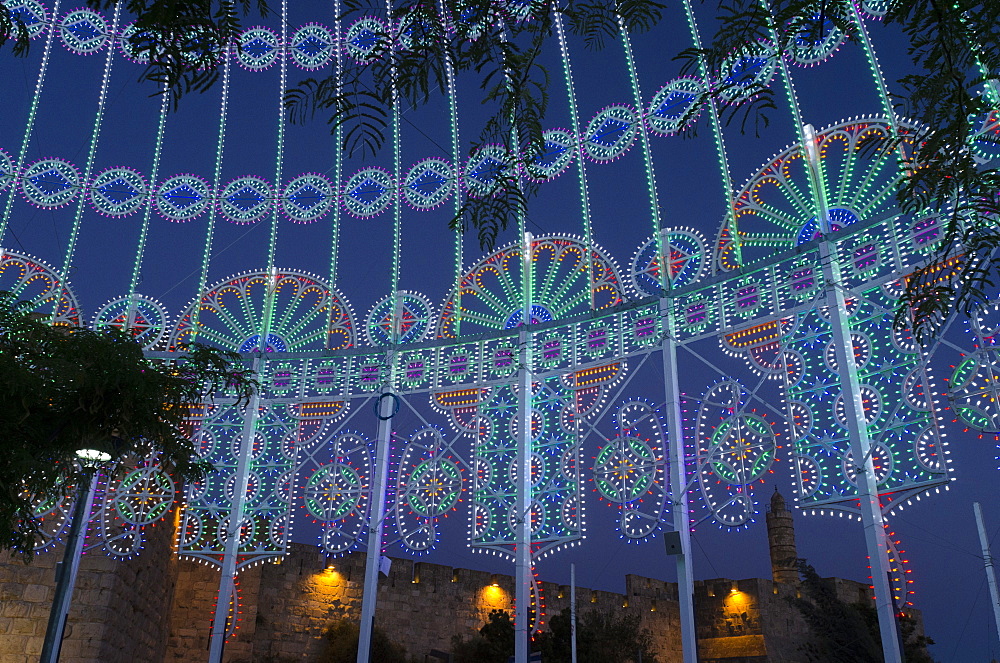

left=40, top=445, right=113, bottom=663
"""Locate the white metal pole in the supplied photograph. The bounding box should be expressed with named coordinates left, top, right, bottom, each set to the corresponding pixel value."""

left=515, top=232, right=534, bottom=663
left=40, top=469, right=99, bottom=663
left=358, top=293, right=402, bottom=663
left=803, top=123, right=902, bottom=663
left=208, top=357, right=263, bottom=663
left=974, top=502, right=1000, bottom=645
left=660, top=296, right=697, bottom=663
left=571, top=563, right=577, bottom=663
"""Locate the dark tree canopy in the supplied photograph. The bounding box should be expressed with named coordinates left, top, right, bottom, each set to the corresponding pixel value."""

left=0, top=291, right=255, bottom=555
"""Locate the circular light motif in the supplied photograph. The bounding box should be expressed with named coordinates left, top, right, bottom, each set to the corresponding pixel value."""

left=504, top=304, right=553, bottom=329
left=834, top=384, right=882, bottom=428
left=305, top=463, right=364, bottom=521
left=583, top=105, right=638, bottom=162
left=464, top=145, right=511, bottom=198
left=156, top=174, right=211, bottom=221
left=787, top=14, right=845, bottom=66
left=60, top=8, right=108, bottom=54
left=403, top=158, right=454, bottom=210
left=823, top=332, right=872, bottom=372
left=219, top=176, right=273, bottom=224
left=343, top=167, right=393, bottom=218
left=8, top=1, right=48, bottom=40
left=972, top=109, right=1000, bottom=163
left=843, top=442, right=893, bottom=485
left=216, top=515, right=255, bottom=548
left=788, top=401, right=813, bottom=438
left=89, top=167, right=147, bottom=217
left=345, top=16, right=387, bottom=64
left=282, top=173, right=334, bottom=223
left=239, top=332, right=288, bottom=353
left=0, top=249, right=81, bottom=325
left=646, top=77, right=705, bottom=136
left=707, top=413, right=776, bottom=485
left=92, top=294, right=170, bottom=350
left=507, top=500, right=546, bottom=536
left=365, top=291, right=433, bottom=346
left=630, top=228, right=707, bottom=296
left=914, top=427, right=944, bottom=471
left=290, top=23, right=334, bottom=70
left=224, top=470, right=261, bottom=505
left=21, top=158, right=80, bottom=208
left=0, top=148, right=14, bottom=192
left=237, top=26, right=280, bottom=71
left=794, top=455, right=821, bottom=497
left=948, top=348, right=1000, bottom=432
left=593, top=437, right=656, bottom=503
left=118, top=23, right=154, bottom=63
left=525, top=129, right=577, bottom=182
left=717, top=41, right=777, bottom=104
left=111, top=466, right=175, bottom=525
left=861, top=0, right=890, bottom=18
left=404, top=458, right=462, bottom=517
left=796, top=208, right=859, bottom=244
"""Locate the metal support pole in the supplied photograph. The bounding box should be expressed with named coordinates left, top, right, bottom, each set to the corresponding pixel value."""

left=208, top=358, right=263, bottom=663
left=40, top=470, right=99, bottom=663
left=570, top=563, right=577, bottom=663
left=514, top=231, right=534, bottom=663
left=358, top=293, right=401, bottom=663
left=660, top=297, right=697, bottom=663
left=974, top=502, right=1000, bottom=646
left=803, top=124, right=902, bottom=663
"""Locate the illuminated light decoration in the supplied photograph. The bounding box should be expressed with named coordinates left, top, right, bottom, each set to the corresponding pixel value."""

left=365, top=291, right=433, bottom=346
left=8, top=1, right=48, bottom=39
left=695, top=379, right=776, bottom=528
left=0, top=249, right=80, bottom=325
left=630, top=227, right=707, bottom=296
left=395, top=427, right=464, bottom=552
left=29, top=489, right=72, bottom=552
left=593, top=400, right=667, bottom=539
left=947, top=301, right=1000, bottom=433
left=91, top=294, right=170, bottom=350
left=342, top=167, right=393, bottom=218
left=437, top=235, right=624, bottom=338
left=155, top=174, right=211, bottom=222
left=219, top=176, right=273, bottom=224
left=786, top=13, right=845, bottom=66
left=722, top=318, right=801, bottom=379
left=90, top=459, right=176, bottom=559
left=717, top=119, right=917, bottom=272
left=0, top=148, right=14, bottom=191
left=345, top=16, right=387, bottom=64
left=281, top=173, right=334, bottom=223
left=843, top=442, right=894, bottom=485
left=170, top=269, right=355, bottom=352
left=524, top=129, right=577, bottom=182
left=289, top=23, right=334, bottom=70
left=583, top=105, right=639, bottom=162
left=645, top=77, right=705, bottom=137
left=59, top=8, right=108, bottom=55
left=402, top=157, right=454, bottom=210
left=906, top=213, right=946, bottom=254
left=716, top=40, right=777, bottom=104
left=860, top=0, right=891, bottom=18
left=236, top=26, right=280, bottom=71
left=464, top=145, right=512, bottom=198
left=971, top=109, right=1000, bottom=163
left=117, top=23, right=155, bottom=64
left=180, top=402, right=299, bottom=567
left=473, top=379, right=582, bottom=557
left=796, top=208, right=858, bottom=245
left=299, top=430, right=372, bottom=555
left=20, top=157, right=80, bottom=208
left=88, top=166, right=147, bottom=217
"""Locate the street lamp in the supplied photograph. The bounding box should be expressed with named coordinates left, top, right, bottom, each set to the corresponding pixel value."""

left=40, top=440, right=119, bottom=663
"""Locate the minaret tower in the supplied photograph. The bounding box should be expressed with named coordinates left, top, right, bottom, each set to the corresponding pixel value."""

left=765, top=488, right=799, bottom=584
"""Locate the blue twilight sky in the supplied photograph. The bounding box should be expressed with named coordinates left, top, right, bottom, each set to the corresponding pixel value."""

left=2, top=2, right=1000, bottom=660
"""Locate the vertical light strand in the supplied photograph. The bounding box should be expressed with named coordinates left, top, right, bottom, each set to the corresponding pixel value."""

left=553, top=13, right=594, bottom=310
left=389, top=1, right=402, bottom=307
left=846, top=4, right=896, bottom=132
left=266, top=0, right=289, bottom=274
left=127, top=84, right=171, bottom=323
left=189, top=44, right=233, bottom=343
left=326, top=0, right=345, bottom=344
left=56, top=2, right=122, bottom=318
left=436, top=0, right=464, bottom=337
left=680, top=0, right=742, bottom=269
left=0, top=0, right=61, bottom=243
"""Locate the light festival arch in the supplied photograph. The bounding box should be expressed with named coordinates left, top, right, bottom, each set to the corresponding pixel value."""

left=2, top=1, right=998, bottom=661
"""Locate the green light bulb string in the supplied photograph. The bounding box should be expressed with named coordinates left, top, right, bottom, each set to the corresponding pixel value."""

left=553, top=12, right=595, bottom=311
left=617, top=17, right=666, bottom=293
left=680, top=0, right=743, bottom=272
left=126, top=84, right=171, bottom=326
left=388, top=0, right=403, bottom=341
left=436, top=0, right=464, bottom=338
left=846, top=3, right=897, bottom=134
left=326, top=0, right=345, bottom=344
left=188, top=48, right=233, bottom=344
left=56, top=2, right=123, bottom=322
left=0, top=0, right=61, bottom=245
